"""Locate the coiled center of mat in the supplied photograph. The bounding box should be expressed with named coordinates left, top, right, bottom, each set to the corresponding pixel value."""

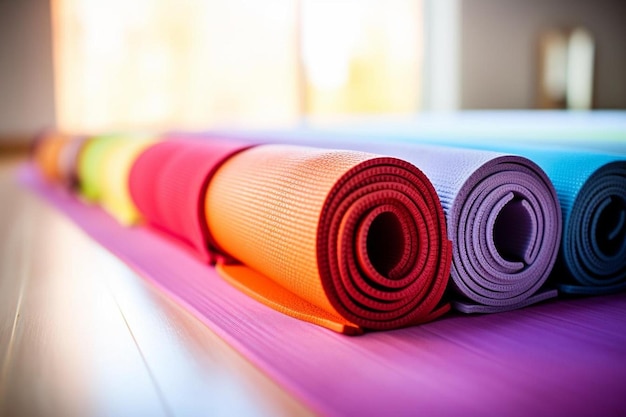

left=365, top=211, right=407, bottom=278
left=565, top=161, right=626, bottom=286
left=493, top=196, right=533, bottom=264
left=320, top=157, right=450, bottom=329
left=595, top=196, right=626, bottom=257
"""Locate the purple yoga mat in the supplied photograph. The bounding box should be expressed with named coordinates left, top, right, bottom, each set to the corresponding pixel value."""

left=354, top=143, right=562, bottom=313
left=19, top=164, right=626, bottom=417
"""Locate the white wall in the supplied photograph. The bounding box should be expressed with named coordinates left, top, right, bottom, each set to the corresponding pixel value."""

left=1, top=0, right=624, bottom=141
left=460, top=0, right=626, bottom=109
left=0, top=0, right=55, bottom=141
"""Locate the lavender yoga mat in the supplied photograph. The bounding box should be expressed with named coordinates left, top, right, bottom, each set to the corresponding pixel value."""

left=18, top=164, right=626, bottom=417
left=208, top=132, right=562, bottom=314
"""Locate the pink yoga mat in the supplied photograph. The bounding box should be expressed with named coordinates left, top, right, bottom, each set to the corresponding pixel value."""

left=128, top=138, right=251, bottom=262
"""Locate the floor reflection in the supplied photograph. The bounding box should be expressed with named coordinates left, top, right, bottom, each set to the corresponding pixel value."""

left=0, top=159, right=311, bottom=417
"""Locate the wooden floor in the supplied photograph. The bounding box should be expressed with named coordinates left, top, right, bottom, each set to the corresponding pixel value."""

left=0, top=154, right=311, bottom=417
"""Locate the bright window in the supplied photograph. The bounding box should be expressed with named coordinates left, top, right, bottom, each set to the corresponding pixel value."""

left=52, top=0, right=423, bottom=132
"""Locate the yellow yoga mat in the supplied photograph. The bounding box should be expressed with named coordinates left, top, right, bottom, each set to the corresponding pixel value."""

left=99, top=137, right=157, bottom=225
left=77, top=135, right=126, bottom=202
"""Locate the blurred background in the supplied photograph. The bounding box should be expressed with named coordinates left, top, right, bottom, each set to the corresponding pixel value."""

left=1, top=0, right=625, bottom=150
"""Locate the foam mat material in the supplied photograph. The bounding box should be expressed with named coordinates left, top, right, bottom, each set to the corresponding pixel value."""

left=56, top=135, right=87, bottom=188
left=515, top=151, right=626, bottom=295
left=99, top=137, right=157, bottom=225
left=77, top=135, right=126, bottom=202
left=205, top=144, right=452, bottom=332
left=33, top=132, right=72, bottom=183
left=128, top=138, right=251, bottom=262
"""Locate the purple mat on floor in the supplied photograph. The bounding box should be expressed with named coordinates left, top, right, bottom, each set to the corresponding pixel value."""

left=19, top=165, right=626, bottom=417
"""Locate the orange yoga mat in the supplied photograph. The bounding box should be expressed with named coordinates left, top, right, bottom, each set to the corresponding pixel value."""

left=205, top=144, right=452, bottom=334
left=33, top=131, right=72, bottom=183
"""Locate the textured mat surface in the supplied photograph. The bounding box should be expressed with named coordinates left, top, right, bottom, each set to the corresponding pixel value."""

left=211, top=133, right=562, bottom=314
left=506, top=150, right=626, bottom=295
left=205, top=144, right=451, bottom=333
left=18, top=164, right=626, bottom=417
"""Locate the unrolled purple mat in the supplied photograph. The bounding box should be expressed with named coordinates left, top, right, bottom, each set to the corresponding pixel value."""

left=19, top=164, right=626, bottom=417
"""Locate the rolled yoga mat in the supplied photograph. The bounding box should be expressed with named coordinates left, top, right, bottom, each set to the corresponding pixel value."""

left=514, top=150, right=626, bottom=295
left=99, top=137, right=157, bottom=225
left=301, top=121, right=626, bottom=295
left=210, top=131, right=563, bottom=314
left=56, top=135, right=88, bottom=189
left=204, top=144, right=452, bottom=334
left=33, top=131, right=72, bottom=183
left=128, top=138, right=252, bottom=262
left=77, top=134, right=127, bottom=202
